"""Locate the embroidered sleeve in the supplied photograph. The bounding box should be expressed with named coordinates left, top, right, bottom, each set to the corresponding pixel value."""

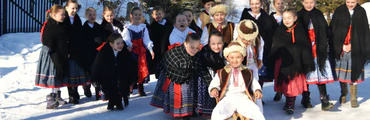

left=121, top=26, right=132, bottom=47
left=208, top=74, right=221, bottom=98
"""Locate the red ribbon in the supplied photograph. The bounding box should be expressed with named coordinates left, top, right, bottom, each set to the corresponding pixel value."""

left=162, top=78, right=171, bottom=93
left=168, top=42, right=182, bottom=51
left=173, top=83, right=182, bottom=108
left=132, top=38, right=149, bottom=84
left=286, top=23, right=298, bottom=43
left=40, top=21, right=48, bottom=42
left=96, top=42, right=106, bottom=51
left=308, top=29, right=317, bottom=58
left=344, top=25, right=352, bottom=45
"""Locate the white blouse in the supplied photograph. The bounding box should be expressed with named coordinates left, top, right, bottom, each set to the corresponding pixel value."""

left=122, top=23, right=153, bottom=51
left=169, top=27, right=195, bottom=45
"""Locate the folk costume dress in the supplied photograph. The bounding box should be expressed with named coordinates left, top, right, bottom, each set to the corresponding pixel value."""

left=208, top=65, right=265, bottom=120
left=201, top=21, right=235, bottom=46
left=122, top=23, right=153, bottom=85
left=330, top=4, right=370, bottom=83
left=240, top=9, right=278, bottom=82
left=151, top=45, right=212, bottom=118
left=169, top=27, right=195, bottom=45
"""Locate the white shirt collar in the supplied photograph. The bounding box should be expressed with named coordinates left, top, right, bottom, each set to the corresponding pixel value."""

left=88, top=23, right=94, bottom=28
left=158, top=19, right=167, bottom=26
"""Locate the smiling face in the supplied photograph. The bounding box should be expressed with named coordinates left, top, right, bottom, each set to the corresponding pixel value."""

left=184, top=39, right=201, bottom=56
left=346, top=0, right=358, bottom=10
left=274, top=0, right=285, bottom=13
left=130, top=9, right=142, bottom=25
left=174, top=15, right=188, bottom=31
left=226, top=52, right=244, bottom=68
left=86, top=10, right=96, bottom=24
left=53, top=9, right=66, bottom=22
left=250, top=0, right=262, bottom=13
left=209, top=35, right=224, bottom=53
left=152, top=10, right=164, bottom=22
left=213, top=12, right=226, bottom=24
left=283, top=11, right=297, bottom=28
left=183, top=11, right=194, bottom=24
left=109, top=38, right=124, bottom=52
left=204, top=1, right=215, bottom=11
left=103, top=11, right=114, bottom=24
left=66, top=3, right=78, bottom=17
left=302, top=0, right=316, bottom=11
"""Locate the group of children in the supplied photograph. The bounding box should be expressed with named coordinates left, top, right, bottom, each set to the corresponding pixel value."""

left=34, top=0, right=370, bottom=119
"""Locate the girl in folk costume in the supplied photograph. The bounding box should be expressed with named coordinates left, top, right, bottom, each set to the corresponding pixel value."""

left=169, top=14, right=196, bottom=45
left=122, top=7, right=154, bottom=96
left=330, top=0, right=370, bottom=108
left=298, top=0, right=335, bottom=110
left=197, top=31, right=226, bottom=118
left=196, top=0, right=215, bottom=29
left=269, top=0, right=286, bottom=102
left=183, top=9, right=203, bottom=36
left=201, top=4, right=236, bottom=46
left=209, top=42, right=265, bottom=120
left=151, top=33, right=212, bottom=120
left=269, top=10, right=315, bottom=114
left=80, top=7, right=104, bottom=100
left=101, top=6, right=125, bottom=42
left=240, top=0, right=278, bottom=90
left=63, top=0, right=88, bottom=104
left=149, top=6, right=173, bottom=78
left=92, top=33, right=136, bottom=110
left=35, top=5, right=69, bottom=109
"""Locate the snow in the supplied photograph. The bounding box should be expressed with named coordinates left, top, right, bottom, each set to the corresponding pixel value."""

left=361, top=2, right=370, bottom=26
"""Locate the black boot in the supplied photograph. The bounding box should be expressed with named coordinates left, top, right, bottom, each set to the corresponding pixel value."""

left=95, top=86, right=101, bottom=100
left=321, top=95, right=334, bottom=111
left=123, top=95, right=129, bottom=107
left=56, top=91, right=67, bottom=105
left=107, top=99, right=114, bottom=110
left=274, top=92, right=282, bottom=101
left=301, top=91, right=313, bottom=108
left=83, top=84, right=92, bottom=98
left=339, top=82, right=348, bottom=104
left=46, top=93, right=59, bottom=109
left=68, top=87, right=79, bottom=104
left=286, top=97, right=296, bottom=115
left=138, top=84, right=147, bottom=96
left=116, top=96, right=124, bottom=110
left=350, top=84, right=359, bottom=108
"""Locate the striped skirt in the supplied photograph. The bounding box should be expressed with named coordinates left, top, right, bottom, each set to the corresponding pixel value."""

left=150, top=70, right=167, bottom=108
left=67, top=59, right=88, bottom=86
left=306, top=58, right=335, bottom=84
left=197, top=77, right=216, bottom=118
left=163, top=80, right=195, bottom=117
left=335, top=52, right=364, bottom=83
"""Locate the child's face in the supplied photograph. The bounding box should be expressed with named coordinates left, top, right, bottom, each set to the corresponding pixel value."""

left=346, top=0, right=358, bottom=10
left=283, top=12, right=297, bottom=28
left=209, top=35, right=224, bottom=53
left=302, top=0, right=316, bottom=11
left=53, top=9, right=66, bottom=22
left=152, top=10, right=164, bottom=22
left=274, top=0, right=285, bottom=13
left=250, top=0, right=262, bottom=13
left=183, top=11, right=194, bottom=24
left=213, top=12, right=226, bottom=24
left=66, top=3, right=78, bottom=16
left=131, top=10, right=142, bottom=24
left=104, top=11, right=114, bottom=23
left=226, top=52, right=244, bottom=68
left=109, top=38, right=124, bottom=52
left=204, top=2, right=215, bottom=11
left=184, top=39, right=201, bottom=56
left=237, top=35, right=252, bottom=46
left=86, top=10, right=96, bottom=24
left=174, top=15, right=188, bottom=31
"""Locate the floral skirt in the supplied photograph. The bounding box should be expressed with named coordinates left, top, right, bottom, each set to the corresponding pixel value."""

left=306, top=58, right=335, bottom=84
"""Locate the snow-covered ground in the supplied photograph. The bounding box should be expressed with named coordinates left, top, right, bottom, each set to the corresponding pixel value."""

left=1, top=32, right=370, bottom=120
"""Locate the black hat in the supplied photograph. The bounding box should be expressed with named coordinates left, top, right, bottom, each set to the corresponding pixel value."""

left=202, top=0, right=215, bottom=4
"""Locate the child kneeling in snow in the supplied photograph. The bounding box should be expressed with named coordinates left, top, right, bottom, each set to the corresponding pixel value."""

left=208, top=42, right=265, bottom=120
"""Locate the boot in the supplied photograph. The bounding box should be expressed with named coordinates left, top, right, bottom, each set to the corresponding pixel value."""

left=274, top=92, right=282, bottom=101
left=321, top=95, right=334, bottom=111
left=350, top=84, right=359, bottom=108
left=123, top=95, right=129, bottom=107
left=107, top=99, right=114, bottom=110
left=46, top=93, right=59, bottom=109
left=56, top=91, right=67, bottom=105
left=68, top=87, right=79, bottom=104
left=285, top=97, right=296, bottom=115
left=83, top=84, right=92, bottom=98
left=95, top=86, right=101, bottom=100
left=116, top=96, right=124, bottom=110
left=339, top=82, right=348, bottom=104
left=301, top=91, right=313, bottom=108
left=138, top=84, right=147, bottom=96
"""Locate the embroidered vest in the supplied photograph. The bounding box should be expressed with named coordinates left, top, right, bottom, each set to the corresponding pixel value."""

left=217, top=68, right=254, bottom=101
left=207, top=22, right=235, bottom=45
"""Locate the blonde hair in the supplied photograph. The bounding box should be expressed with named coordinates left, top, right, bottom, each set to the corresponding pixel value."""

left=46, top=5, right=64, bottom=21
left=103, top=6, right=114, bottom=15
left=85, top=7, right=96, bottom=17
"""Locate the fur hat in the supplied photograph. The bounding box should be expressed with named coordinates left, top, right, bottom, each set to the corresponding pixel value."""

left=209, top=4, right=228, bottom=16
left=235, top=20, right=259, bottom=47
left=202, top=0, right=215, bottom=5
left=223, top=42, right=247, bottom=58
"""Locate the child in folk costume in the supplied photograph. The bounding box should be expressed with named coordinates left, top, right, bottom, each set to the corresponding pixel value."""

left=63, top=0, right=88, bottom=104
left=298, top=0, right=335, bottom=110
left=269, top=10, right=315, bottom=114
left=92, top=33, right=135, bottom=110
left=122, top=7, right=154, bottom=96
left=197, top=0, right=215, bottom=29
left=209, top=42, right=265, bottom=120
left=80, top=7, right=104, bottom=100
left=183, top=9, right=203, bottom=36
left=330, top=0, right=370, bottom=108
left=169, top=14, right=196, bottom=45
left=151, top=33, right=212, bottom=120
left=101, top=6, right=125, bottom=42
left=35, top=5, right=69, bottom=109
left=240, top=0, right=278, bottom=90
left=149, top=6, right=173, bottom=78
left=201, top=4, right=236, bottom=46
left=197, top=31, right=226, bottom=118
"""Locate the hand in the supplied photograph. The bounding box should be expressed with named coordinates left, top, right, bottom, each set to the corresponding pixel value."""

left=343, top=44, right=351, bottom=52
left=257, top=60, right=263, bottom=69
left=210, top=88, right=219, bottom=98
left=150, top=51, right=155, bottom=60
left=255, top=90, right=263, bottom=99
left=127, top=46, right=132, bottom=52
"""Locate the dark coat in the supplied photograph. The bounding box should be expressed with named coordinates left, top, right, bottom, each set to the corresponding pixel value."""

left=101, top=19, right=124, bottom=41
left=149, top=18, right=174, bottom=62
left=63, top=12, right=82, bottom=60
left=189, top=20, right=203, bottom=36
left=199, top=44, right=225, bottom=75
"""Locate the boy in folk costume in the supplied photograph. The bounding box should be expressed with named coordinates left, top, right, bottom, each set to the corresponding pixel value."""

left=197, top=0, right=215, bottom=29
left=209, top=42, right=265, bottom=120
